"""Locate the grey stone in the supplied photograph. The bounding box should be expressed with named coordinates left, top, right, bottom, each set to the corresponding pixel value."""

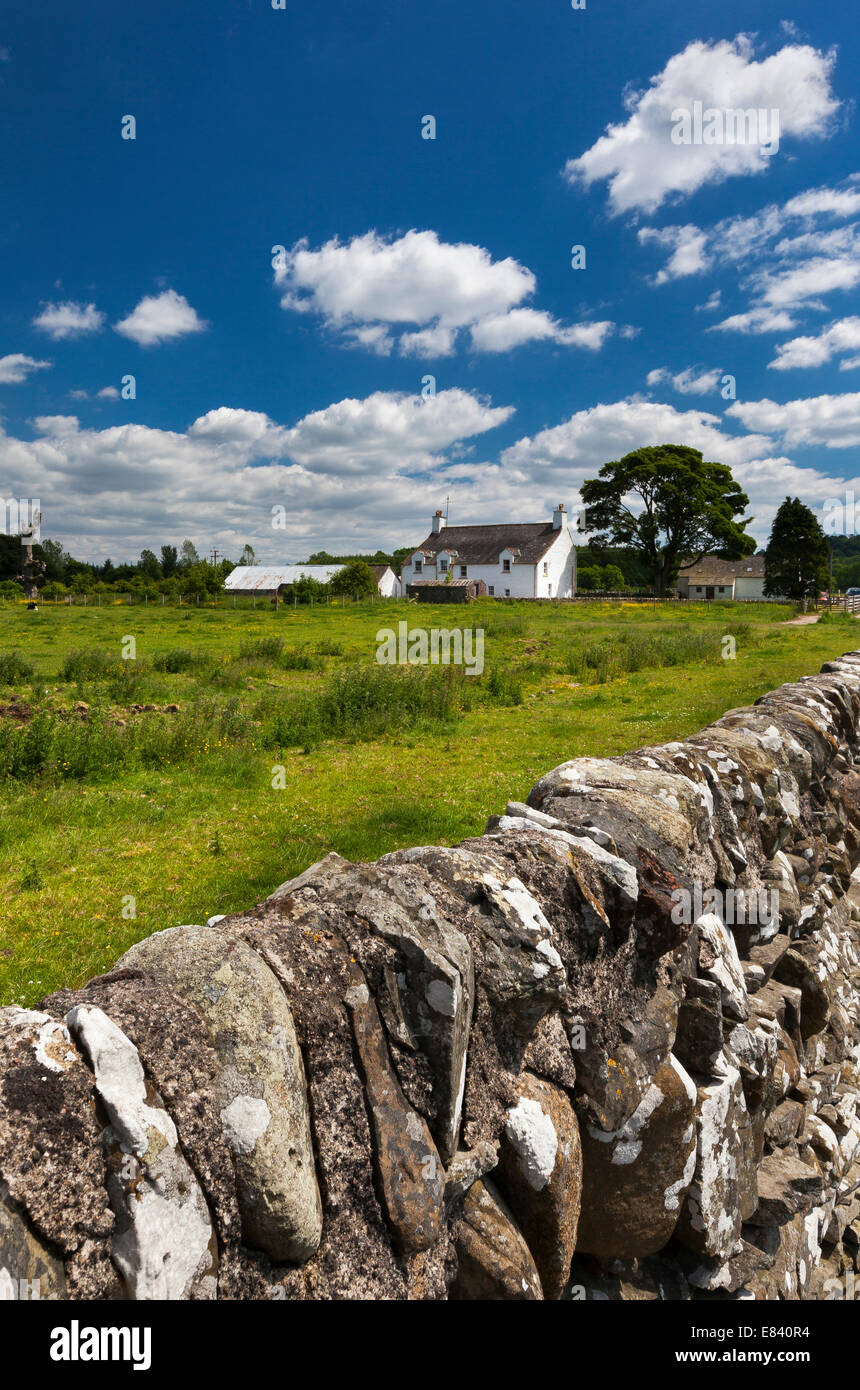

left=118, top=926, right=322, bottom=1263
left=66, top=1005, right=217, bottom=1300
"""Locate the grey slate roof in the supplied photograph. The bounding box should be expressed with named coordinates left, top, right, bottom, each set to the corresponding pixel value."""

left=680, top=555, right=765, bottom=583
left=412, top=523, right=560, bottom=565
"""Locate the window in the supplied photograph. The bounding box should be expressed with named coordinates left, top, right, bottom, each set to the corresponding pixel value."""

left=414, top=559, right=422, bottom=574
left=504, top=588, right=510, bottom=598
left=502, top=558, right=511, bottom=573
left=488, top=585, right=495, bottom=596
left=460, top=565, right=467, bottom=578
left=439, top=558, right=448, bottom=572
left=543, top=562, right=548, bottom=576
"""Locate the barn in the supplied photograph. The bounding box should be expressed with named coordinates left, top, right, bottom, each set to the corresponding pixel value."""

left=223, top=565, right=344, bottom=596
left=224, top=563, right=401, bottom=598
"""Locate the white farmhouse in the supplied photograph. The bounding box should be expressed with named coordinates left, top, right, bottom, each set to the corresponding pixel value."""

left=400, top=506, right=576, bottom=599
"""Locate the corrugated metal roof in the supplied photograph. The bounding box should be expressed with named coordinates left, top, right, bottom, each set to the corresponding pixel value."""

left=224, top=565, right=344, bottom=592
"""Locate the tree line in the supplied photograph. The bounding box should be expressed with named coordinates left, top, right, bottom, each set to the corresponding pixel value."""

left=0, top=536, right=400, bottom=602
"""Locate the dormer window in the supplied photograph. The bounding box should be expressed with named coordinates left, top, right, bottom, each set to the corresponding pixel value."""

left=414, top=559, right=423, bottom=574
left=439, top=557, right=448, bottom=572
left=502, top=558, right=511, bottom=573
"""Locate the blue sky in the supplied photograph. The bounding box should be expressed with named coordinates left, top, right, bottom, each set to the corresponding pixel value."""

left=1, top=0, right=860, bottom=561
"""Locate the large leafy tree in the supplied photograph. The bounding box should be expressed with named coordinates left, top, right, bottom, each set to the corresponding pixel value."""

left=764, top=497, right=829, bottom=610
left=580, top=444, right=753, bottom=596
left=330, top=559, right=377, bottom=599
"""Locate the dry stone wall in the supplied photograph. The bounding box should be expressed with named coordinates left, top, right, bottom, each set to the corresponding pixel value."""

left=2, top=652, right=860, bottom=1301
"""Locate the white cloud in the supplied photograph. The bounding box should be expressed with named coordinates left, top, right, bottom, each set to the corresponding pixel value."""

left=67, top=385, right=123, bottom=401
left=6, top=386, right=859, bottom=556
left=784, top=185, right=860, bottom=219
left=564, top=37, right=839, bottom=215
left=768, top=317, right=860, bottom=370
left=643, top=181, right=860, bottom=286
left=497, top=394, right=860, bottom=544
left=501, top=397, right=773, bottom=483
left=114, top=290, right=207, bottom=347
left=0, top=389, right=515, bottom=559
left=275, top=229, right=612, bottom=356
left=32, top=301, right=105, bottom=340
left=277, top=229, right=532, bottom=326
left=0, top=353, right=51, bottom=384
left=278, top=389, right=513, bottom=474
left=398, top=324, right=458, bottom=358
left=468, top=309, right=613, bottom=353
left=345, top=324, right=396, bottom=355
left=750, top=251, right=860, bottom=311
left=638, top=225, right=710, bottom=283
left=637, top=176, right=860, bottom=337
left=727, top=391, right=860, bottom=448
left=711, top=307, right=798, bottom=335
left=647, top=366, right=722, bottom=394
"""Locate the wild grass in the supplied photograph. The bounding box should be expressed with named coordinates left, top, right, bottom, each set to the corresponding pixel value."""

left=1, top=597, right=854, bottom=1005
left=564, top=626, right=738, bottom=683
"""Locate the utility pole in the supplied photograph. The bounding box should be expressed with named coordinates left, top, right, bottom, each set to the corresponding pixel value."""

left=210, top=548, right=220, bottom=568
left=445, top=495, right=451, bottom=523
left=17, top=508, right=45, bottom=609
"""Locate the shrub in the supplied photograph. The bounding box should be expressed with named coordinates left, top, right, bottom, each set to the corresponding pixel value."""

left=152, top=648, right=210, bottom=674
left=61, top=647, right=119, bottom=681
left=238, top=636, right=284, bottom=661
left=0, top=651, right=35, bottom=685
left=280, top=647, right=318, bottom=671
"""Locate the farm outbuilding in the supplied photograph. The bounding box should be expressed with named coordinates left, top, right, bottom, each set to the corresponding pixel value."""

left=675, top=556, right=785, bottom=601
left=406, top=578, right=487, bottom=602
left=224, top=564, right=401, bottom=598
left=224, top=565, right=344, bottom=596
left=369, top=564, right=401, bottom=598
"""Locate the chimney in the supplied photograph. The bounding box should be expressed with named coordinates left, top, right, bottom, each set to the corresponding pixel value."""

left=431, top=509, right=445, bottom=534
left=552, top=503, right=566, bottom=531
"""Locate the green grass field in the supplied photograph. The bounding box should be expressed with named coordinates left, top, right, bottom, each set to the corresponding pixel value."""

left=2, top=597, right=857, bottom=1006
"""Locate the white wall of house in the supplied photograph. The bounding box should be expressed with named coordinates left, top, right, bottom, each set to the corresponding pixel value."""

left=687, top=581, right=735, bottom=599
left=734, top=576, right=766, bottom=600
left=540, top=528, right=575, bottom=598
left=684, top=577, right=772, bottom=600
